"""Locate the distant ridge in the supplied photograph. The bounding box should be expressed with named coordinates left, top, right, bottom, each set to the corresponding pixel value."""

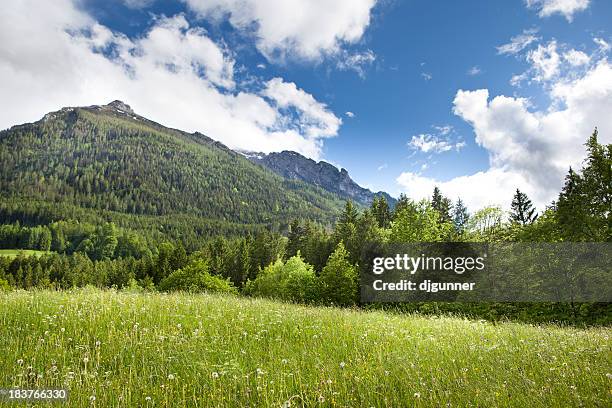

left=243, top=150, right=396, bottom=207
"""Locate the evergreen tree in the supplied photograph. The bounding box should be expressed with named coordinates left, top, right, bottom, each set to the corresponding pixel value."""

left=452, top=198, right=470, bottom=234
left=333, top=201, right=359, bottom=260
left=510, top=189, right=538, bottom=225
left=371, top=196, right=391, bottom=228
left=393, top=194, right=412, bottom=220
left=431, top=187, right=452, bottom=224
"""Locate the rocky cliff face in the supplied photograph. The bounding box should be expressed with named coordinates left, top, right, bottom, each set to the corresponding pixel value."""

left=244, top=150, right=396, bottom=207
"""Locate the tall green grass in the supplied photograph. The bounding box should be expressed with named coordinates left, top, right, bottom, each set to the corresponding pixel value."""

left=1, top=289, right=610, bottom=407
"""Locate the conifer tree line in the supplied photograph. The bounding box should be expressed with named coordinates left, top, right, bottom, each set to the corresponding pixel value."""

left=0, top=130, right=609, bottom=323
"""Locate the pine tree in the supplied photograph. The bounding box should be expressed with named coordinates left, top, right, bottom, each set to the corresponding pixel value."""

left=371, top=196, right=391, bottom=228
left=510, top=189, right=538, bottom=225
left=453, top=198, right=470, bottom=234
left=333, top=201, right=359, bottom=259
left=431, top=187, right=452, bottom=224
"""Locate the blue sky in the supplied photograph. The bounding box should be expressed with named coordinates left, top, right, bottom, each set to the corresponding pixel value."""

left=1, top=0, right=611, bottom=211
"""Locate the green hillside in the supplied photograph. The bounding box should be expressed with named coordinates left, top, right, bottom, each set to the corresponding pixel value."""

left=0, top=101, right=344, bottom=238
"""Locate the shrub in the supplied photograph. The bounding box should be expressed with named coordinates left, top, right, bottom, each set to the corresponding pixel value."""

left=319, top=242, right=358, bottom=306
left=0, top=278, right=10, bottom=291
left=244, top=254, right=318, bottom=303
left=158, top=260, right=237, bottom=294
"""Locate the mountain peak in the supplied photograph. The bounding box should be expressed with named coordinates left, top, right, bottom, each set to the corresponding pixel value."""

left=245, top=150, right=396, bottom=207
left=105, top=100, right=134, bottom=114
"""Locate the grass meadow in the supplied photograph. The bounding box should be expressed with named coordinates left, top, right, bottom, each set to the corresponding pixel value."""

left=1, top=289, right=610, bottom=407
left=0, top=249, right=52, bottom=259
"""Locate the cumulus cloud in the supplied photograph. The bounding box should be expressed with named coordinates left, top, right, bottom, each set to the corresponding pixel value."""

left=345, top=111, right=355, bottom=118
left=397, top=169, right=528, bottom=212
left=0, top=0, right=342, bottom=159
left=262, top=77, right=342, bottom=139
left=398, top=60, right=612, bottom=211
left=525, top=0, right=590, bottom=21
left=497, top=29, right=540, bottom=55
left=184, top=0, right=378, bottom=62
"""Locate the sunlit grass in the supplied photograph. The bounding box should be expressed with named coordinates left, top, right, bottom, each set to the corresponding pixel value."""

left=1, top=289, right=610, bottom=407
left=0, top=249, right=52, bottom=259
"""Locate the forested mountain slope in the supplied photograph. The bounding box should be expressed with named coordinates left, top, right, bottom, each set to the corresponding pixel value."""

left=0, top=101, right=344, bottom=237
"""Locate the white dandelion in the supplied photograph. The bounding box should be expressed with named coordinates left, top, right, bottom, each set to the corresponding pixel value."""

left=339, top=362, right=346, bottom=369
left=167, top=373, right=175, bottom=380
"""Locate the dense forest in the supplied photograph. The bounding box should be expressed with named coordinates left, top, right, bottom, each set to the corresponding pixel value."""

left=0, top=101, right=347, bottom=243
left=0, top=103, right=610, bottom=324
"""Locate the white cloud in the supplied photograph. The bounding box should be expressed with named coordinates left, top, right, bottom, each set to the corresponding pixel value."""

left=421, top=72, right=432, bottom=81
left=497, top=29, right=540, bottom=55
left=397, top=169, right=528, bottom=212
left=184, top=0, right=378, bottom=62
left=409, top=134, right=453, bottom=153
left=527, top=40, right=561, bottom=81
left=525, top=0, right=590, bottom=21
left=336, top=49, right=376, bottom=78
left=345, top=111, right=355, bottom=118
left=467, top=66, right=482, bottom=76
left=408, top=133, right=464, bottom=154
left=434, top=125, right=453, bottom=135
left=0, top=0, right=341, bottom=159
left=564, top=49, right=590, bottom=66
left=377, top=163, right=388, bottom=171
left=262, top=77, right=341, bottom=139
left=398, top=60, right=612, bottom=211
left=123, top=0, right=154, bottom=8
left=594, top=38, right=611, bottom=53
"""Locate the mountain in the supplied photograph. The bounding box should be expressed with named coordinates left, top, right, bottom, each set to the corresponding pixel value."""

left=243, top=150, right=396, bottom=207
left=0, top=101, right=347, bottom=240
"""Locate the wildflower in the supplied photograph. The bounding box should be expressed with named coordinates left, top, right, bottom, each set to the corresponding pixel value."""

left=606, top=373, right=612, bottom=379
left=83, top=357, right=89, bottom=364
left=212, top=372, right=219, bottom=379
left=339, top=362, right=346, bottom=369
left=145, top=396, right=152, bottom=401
left=61, top=328, right=65, bottom=332
left=318, top=395, right=325, bottom=403
left=167, top=374, right=175, bottom=380
left=16, top=359, right=23, bottom=365
left=90, top=395, right=96, bottom=401
left=281, top=359, right=288, bottom=364
left=95, top=341, right=101, bottom=347
left=256, top=368, right=264, bottom=376
left=414, top=392, right=421, bottom=398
